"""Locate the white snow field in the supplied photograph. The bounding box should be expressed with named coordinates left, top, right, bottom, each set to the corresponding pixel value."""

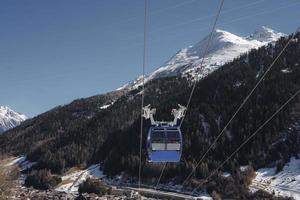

left=119, top=26, right=285, bottom=91
left=250, top=157, right=300, bottom=199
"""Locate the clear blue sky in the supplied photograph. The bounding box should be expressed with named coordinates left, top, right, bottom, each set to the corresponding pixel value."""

left=1, top=0, right=300, bottom=117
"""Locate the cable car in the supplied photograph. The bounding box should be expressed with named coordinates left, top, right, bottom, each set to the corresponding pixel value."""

left=147, top=125, right=182, bottom=162
left=143, top=104, right=186, bottom=163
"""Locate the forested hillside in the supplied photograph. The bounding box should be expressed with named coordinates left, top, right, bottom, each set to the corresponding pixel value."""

left=1, top=32, right=300, bottom=198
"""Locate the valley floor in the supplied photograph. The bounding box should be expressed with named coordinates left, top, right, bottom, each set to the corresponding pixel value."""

left=1, top=156, right=208, bottom=199
left=2, top=155, right=300, bottom=199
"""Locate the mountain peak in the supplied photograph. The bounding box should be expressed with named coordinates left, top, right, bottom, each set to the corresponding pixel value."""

left=247, top=26, right=286, bottom=42
left=205, top=28, right=243, bottom=43
left=0, top=106, right=27, bottom=134
left=119, top=26, right=286, bottom=90
left=187, top=28, right=248, bottom=59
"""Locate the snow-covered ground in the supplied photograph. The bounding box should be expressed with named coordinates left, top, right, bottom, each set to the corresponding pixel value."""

left=7, top=156, right=300, bottom=199
left=5, top=156, right=36, bottom=171
left=4, top=156, right=103, bottom=194
left=250, top=157, right=300, bottom=200
left=4, top=156, right=37, bottom=186
left=119, top=26, right=285, bottom=91
left=197, top=194, right=212, bottom=200
left=56, top=164, right=104, bottom=194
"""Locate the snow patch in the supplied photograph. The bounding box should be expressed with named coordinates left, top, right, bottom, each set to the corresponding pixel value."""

left=222, top=172, right=231, bottom=178
left=5, top=156, right=36, bottom=171
left=100, top=101, right=115, bottom=110
left=281, top=68, right=292, bottom=73
left=240, top=165, right=249, bottom=172
left=195, top=193, right=213, bottom=200
left=56, top=164, right=104, bottom=194
left=5, top=156, right=26, bottom=167
left=250, top=157, right=300, bottom=199
left=5, top=156, right=37, bottom=186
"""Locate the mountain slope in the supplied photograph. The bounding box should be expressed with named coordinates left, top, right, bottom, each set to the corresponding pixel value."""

left=1, top=31, right=299, bottom=170
left=119, top=26, right=285, bottom=90
left=0, top=106, right=27, bottom=134
left=0, top=30, right=299, bottom=199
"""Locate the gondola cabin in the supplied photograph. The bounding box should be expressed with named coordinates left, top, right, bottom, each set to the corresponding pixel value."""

left=147, top=125, right=182, bottom=162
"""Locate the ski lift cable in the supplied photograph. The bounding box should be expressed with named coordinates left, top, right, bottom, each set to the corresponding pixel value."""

left=151, top=162, right=167, bottom=198
left=138, top=0, right=148, bottom=189
left=179, top=0, right=225, bottom=129
left=145, top=0, right=225, bottom=191
left=150, top=0, right=265, bottom=35
left=180, top=31, right=297, bottom=188
left=193, top=88, right=300, bottom=192
left=139, top=0, right=224, bottom=193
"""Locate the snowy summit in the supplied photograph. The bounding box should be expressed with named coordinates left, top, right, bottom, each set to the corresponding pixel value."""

left=247, top=26, right=286, bottom=42
left=0, top=106, right=27, bottom=133
left=119, top=26, right=285, bottom=90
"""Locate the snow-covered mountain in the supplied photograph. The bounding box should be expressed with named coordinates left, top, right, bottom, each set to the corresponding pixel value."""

left=119, top=26, right=285, bottom=90
left=0, top=106, right=27, bottom=134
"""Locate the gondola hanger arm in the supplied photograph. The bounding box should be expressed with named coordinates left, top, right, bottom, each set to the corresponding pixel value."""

left=142, top=104, right=157, bottom=125
left=171, top=104, right=186, bottom=126
left=142, top=104, right=186, bottom=126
